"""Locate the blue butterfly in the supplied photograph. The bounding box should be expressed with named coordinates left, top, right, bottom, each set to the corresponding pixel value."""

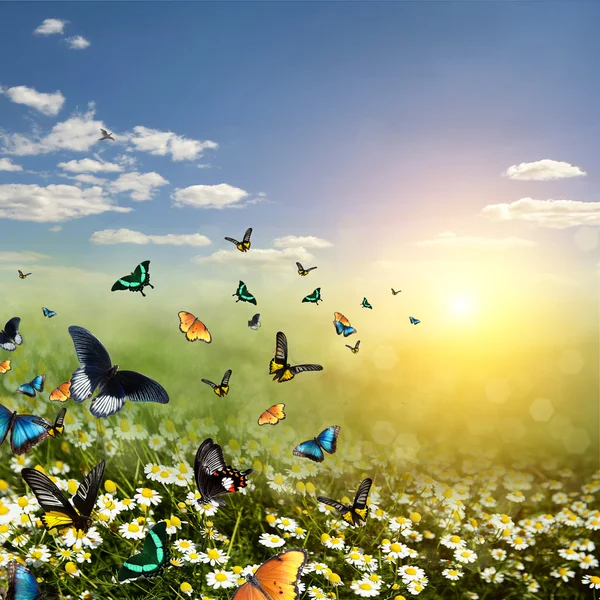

left=42, top=307, right=56, bottom=318
left=8, top=560, right=50, bottom=600
left=292, top=425, right=340, bottom=463
left=16, top=375, right=46, bottom=398
left=409, top=316, right=420, bottom=325
left=0, top=403, right=63, bottom=455
left=333, top=313, right=357, bottom=337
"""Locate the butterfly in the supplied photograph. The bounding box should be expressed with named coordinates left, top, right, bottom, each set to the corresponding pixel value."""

left=194, top=438, right=253, bottom=506
left=225, top=227, right=252, bottom=252
left=269, top=331, right=323, bottom=383
left=302, top=288, right=322, bottom=305
left=49, top=381, right=71, bottom=403
left=111, top=260, right=154, bottom=297
left=42, top=307, right=57, bottom=318
left=293, top=425, right=340, bottom=463
left=7, top=561, right=52, bottom=600
left=18, top=270, right=32, bottom=279
left=178, top=312, right=212, bottom=343
left=0, top=317, right=22, bottom=352
left=258, top=403, right=286, bottom=426
left=391, top=288, right=401, bottom=295
left=317, top=478, right=373, bottom=526
left=409, top=316, right=421, bottom=325
left=345, top=340, right=360, bottom=354
left=233, top=281, right=257, bottom=305
left=333, top=312, right=356, bottom=337
left=0, top=404, right=65, bottom=455
left=21, top=459, right=105, bottom=535
left=201, top=369, right=232, bottom=397
left=0, top=360, right=11, bottom=374
left=296, top=262, right=317, bottom=276
left=16, top=375, right=46, bottom=398
left=248, top=313, right=261, bottom=330
left=361, top=297, right=373, bottom=309
left=68, top=326, right=169, bottom=418
left=231, top=549, right=307, bottom=600
left=118, top=521, right=170, bottom=583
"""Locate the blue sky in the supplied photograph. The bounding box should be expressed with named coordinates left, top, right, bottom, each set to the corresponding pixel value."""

left=0, top=1, right=599, bottom=296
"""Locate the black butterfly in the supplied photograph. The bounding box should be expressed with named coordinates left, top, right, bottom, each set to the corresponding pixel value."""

left=68, top=326, right=169, bottom=418
left=0, top=317, right=22, bottom=352
left=269, top=331, right=323, bottom=383
left=21, top=459, right=105, bottom=534
left=194, top=438, right=253, bottom=506
left=225, top=227, right=252, bottom=252
left=317, top=478, right=372, bottom=526
left=248, top=313, right=261, bottom=330
left=201, top=369, right=232, bottom=397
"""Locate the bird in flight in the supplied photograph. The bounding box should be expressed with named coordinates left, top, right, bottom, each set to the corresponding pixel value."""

left=99, top=128, right=115, bottom=141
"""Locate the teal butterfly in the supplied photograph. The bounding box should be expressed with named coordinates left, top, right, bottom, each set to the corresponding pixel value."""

left=111, top=261, right=154, bottom=297
left=302, top=288, right=322, bottom=305
left=118, top=521, right=170, bottom=582
left=233, top=281, right=257, bottom=305
left=361, top=298, right=372, bottom=309
left=409, top=316, right=420, bottom=325
left=42, top=307, right=56, bottom=318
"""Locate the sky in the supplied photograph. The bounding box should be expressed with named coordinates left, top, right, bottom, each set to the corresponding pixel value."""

left=0, top=2, right=598, bottom=456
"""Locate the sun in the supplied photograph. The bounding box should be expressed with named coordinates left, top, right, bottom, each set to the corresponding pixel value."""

left=448, top=294, right=476, bottom=318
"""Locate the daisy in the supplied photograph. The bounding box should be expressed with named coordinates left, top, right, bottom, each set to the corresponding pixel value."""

left=185, top=551, right=202, bottom=564
left=25, top=545, right=51, bottom=567
left=147, top=434, right=166, bottom=451
left=380, top=540, right=410, bottom=560
left=550, top=567, right=575, bottom=582
left=199, top=548, right=229, bottom=566
left=398, top=566, right=425, bottom=583
left=259, top=533, right=285, bottom=548
left=114, top=418, right=136, bottom=441
left=442, top=568, right=463, bottom=580
left=579, top=554, right=599, bottom=570
left=323, top=536, right=346, bottom=551
left=350, top=579, right=381, bottom=597
left=119, top=521, right=146, bottom=541
left=275, top=517, right=298, bottom=532
left=158, top=419, right=178, bottom=441
left=206, top=570, right=237, bottom=589
left=266, top=473, right=290, bottom=493
left=454, top=549, right=477, bottom=564
left=582, top=574, right=600, bottom=589
left=134, top=488, right=162, bottom=507
left=174, top=539, right=196, bottom=554
left=440, top=534, right=465, bottom=550
left=506, top=490, right=526, bottom=503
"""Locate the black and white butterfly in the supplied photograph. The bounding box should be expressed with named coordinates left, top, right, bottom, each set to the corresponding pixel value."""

left=194, top=438, right=253, bottom=506
left=317, top=478, right=373, bottom=526
left=68, top=326, right=170, bottom=418
left=248, top=313, right=261, bottom=330
left=0, top=317, right=22, bottom=352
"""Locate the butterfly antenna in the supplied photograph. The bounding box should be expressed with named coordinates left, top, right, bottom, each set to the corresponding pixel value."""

left=140, top=290, right=146, bottom=297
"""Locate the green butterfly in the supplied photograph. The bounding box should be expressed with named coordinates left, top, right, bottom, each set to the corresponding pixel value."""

left=361, top=297, right=373, bottom=309
left=118, top=521, right=170, bottom=582
left=302, top=288, right=322, bottom=305
left=233, top=281, right=257, bottom=305
left=111, top=261, right=154, bottom=297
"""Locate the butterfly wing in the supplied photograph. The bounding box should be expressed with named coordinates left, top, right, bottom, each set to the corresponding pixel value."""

left=0, top=404, right=14, bottom=447
left=248, top=313, right=261, bottom=329
left=293, top=439, right=325, bottom=462
left=7, top=561, right=44, bottom=600
left=16, top=382, right=37, bottom=398
left=194, top=438, right=227, bottom=475
left=306, top=266, right=317, bottom=272
left=316, top=425, right=340, bottom=455
left=334, top=312, right=355, bottom=336
left=302, top=290, right=317, bottom=303
left=42, top=407, right=66, bottom=438
left=258, top=403, right=286, bottom=426
left=217, top=369, right=232, bottom=396
left=224, top=236, right=241, bottom=246
left=296, top=262, right=304, bottom=272
left=49, top=382, right=71, bottom=402
left=287, top=364, right=323, bottom=381
left=72, top=459, right=106, bottom=518
left=0, top=360, right=11, bottom=374
left=10, top=414, right=51, bottom=455
left=0, top=317, right=22, bottom=350
left=355, top=340, right=361, bottom=350
left=201, top=378, right=217, bottom=390
left=118, top=521, right=170, bottom=582
left=178, top=311, right=211, bottom=343
left=236, top=281, right=257, bottom=305
left=88, top=377, right=127, bottom=418
left=351, top=478, right=373, bottom=519
left=242, top=228, right=252, bottom=245
left=116, top=370, right=170, bottom=405
left=111, top=273, right=138, bottom=291
left=132, top=261, right=150, bottom=284
left=316, top=496, right=351, bottom=518
left=32, top=375, right=45, bottom=393
left=21, top=468, right=79, bottom=530
left=269, top=332, right=288, bottom=375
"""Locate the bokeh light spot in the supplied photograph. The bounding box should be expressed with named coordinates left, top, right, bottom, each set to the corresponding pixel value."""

left=559, top=349, right=584, bottom=375
left=485, top=378, right=511, bottom=404
left=529, top=398, right=554, bottom=422
left=563, top=428, right=591, bottom=454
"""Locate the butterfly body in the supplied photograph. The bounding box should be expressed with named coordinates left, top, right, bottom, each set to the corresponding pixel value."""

left=8, top=561, right=49, bottom=600
left=0, top=317, right=22, bottom=351
left=232, top=549, right=307, bottom=600
left=21, top=459, right=105, bottom=534
left=111, top=260, right=154, bottom=297
left=269, top=331, right=323, bottom=383
left=317, top=478, right=372, bottom=526
left=391, top=288, right=401, bottom=295
left=225, top=227, right=252, bottom=252
left=18, top=270, right=32, bottom=279
left=409, top=316, right=420, bottom=325
left=293, top=425, right=340, bottom=462
left=194, top=438, right=253, bottom=506
left=68, top=326, right=169, bottom=418
left=258, top=403, right=286, bottom=426
left=248, top=313, right=261, bottom=330
left=201, top=369, right=231, bottom=397
left=16, top=375, right=46, bottom=398
left=42, top=307, right=56, bottom=318
left=233, top=281, right=257, bottom=305
left=333, top=312, right=356, bottom=337
left=361, top=297, right=373, bottom=309
left=302, top=288, right=322, bottom=305
left=345, top=340, right=360, bottom=354
left=118, top=521, right=170, bottom=582
left=296, top=262, right=317, bottom=276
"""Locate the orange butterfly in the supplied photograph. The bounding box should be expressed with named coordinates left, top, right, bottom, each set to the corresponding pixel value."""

left=49, top=381, right=71, bottom=403
left=0, top=360, right=11, bottom=374
left=258, top=403, right=286, bottom=426
left=232, top=549, right=307, bottom=600
left=178, top=311, right=212, bottom=343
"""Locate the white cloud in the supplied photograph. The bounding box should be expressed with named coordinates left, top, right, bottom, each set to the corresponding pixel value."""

left=272, top=235, right=333, bottom=249
left=415, top=231, right=538, bottom=248
left=70, top=174, right=107, bottom=186
left=481, top=198, right=600, bottom=229
left=0, top=158, right=23, bottom=172
left=58, top=158, right=123, bottom=173
left=90, top=228, right=212, bottom=246
left=504, top=159, right=586, bottom=181
left=172, top=183, right=249, bottom=209
left=109, top=171, right=169, bottom=201
left=66, top=35, right=90, bottom=50
left=1, top=106, right=107, bottom=155
left=49, top=225, right=62, bottom=232
left=0, top=251, right=50, bottom=262
left=0, top=183, right=131, bottom=222
left=194, top=247, right=314, bottom=268
left=34, top=18, right=68, bottom=35
left=1, top=85, right=65, bottom=116
left=127, top=125, right=218, bottom=161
